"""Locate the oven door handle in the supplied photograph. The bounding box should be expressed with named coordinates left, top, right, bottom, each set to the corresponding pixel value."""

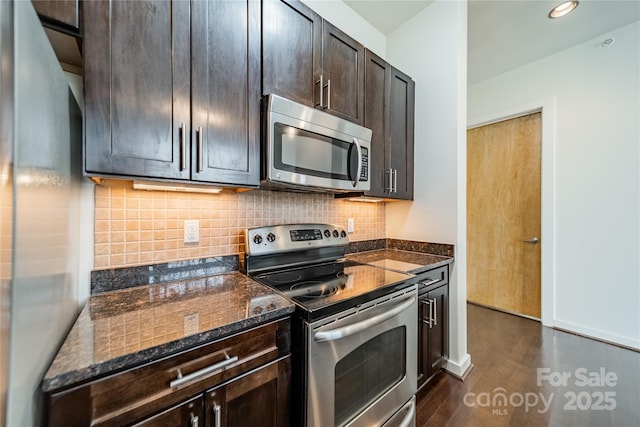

left=397, top=398, right=416, bottom=427
left=313, top=295, right=416, bottom=342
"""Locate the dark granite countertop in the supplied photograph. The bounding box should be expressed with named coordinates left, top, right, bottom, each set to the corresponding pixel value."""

left=42, top=272, right=295, bottom=392
left=346, top=249, right=453, bottom=275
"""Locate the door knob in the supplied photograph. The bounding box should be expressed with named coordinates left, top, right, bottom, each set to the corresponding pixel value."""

left=523, top=237, right=539, bottom=244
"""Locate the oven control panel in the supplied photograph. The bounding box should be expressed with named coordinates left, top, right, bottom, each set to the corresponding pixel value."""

left=245, top=223, right=349, bottom=256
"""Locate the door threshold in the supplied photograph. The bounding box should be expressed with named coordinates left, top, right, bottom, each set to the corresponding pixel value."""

left=467, top=301, right=541, bottom=322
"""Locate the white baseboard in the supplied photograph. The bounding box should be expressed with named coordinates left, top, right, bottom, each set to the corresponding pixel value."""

left=444, top=353, right=473, bottom=380
left=553, top=319, right=640, bottom=351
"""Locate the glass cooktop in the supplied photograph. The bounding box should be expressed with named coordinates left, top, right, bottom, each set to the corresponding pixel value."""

left=254, top=260, right=415, bottom=321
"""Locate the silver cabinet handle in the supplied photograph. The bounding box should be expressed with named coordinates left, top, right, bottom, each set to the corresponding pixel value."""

left=191, top=415, right=199, bottom=427
left=352, top=137, right=362, bottom=188
left=432, top=297, right=437, bottom=326
left=325, top=78, right=331, bottom=110
left=315, top=75, right=323, bottom=107
left=392, top=169, right=398, bottom=193
left=314, top=295, right=416, bottom=342
left=213, top=404, right=221, bottom=427
left=387, top=168, right=396, bottom=193
left=429, top=296, right=434, bottom=328
left=389, top=169, right=396, bottom=193
left=420, top=278, right=440, bottom=288
left=179, top=123, right=187, bottom=171
left=170, top=354, right=239, bottom=388
left=197, top=126, right=203, bottom=172
left=421, top=299, right=431, bottom=325
left=523, top=237, right=539, bottom=244
left=385, top=169, right=393, bottom=192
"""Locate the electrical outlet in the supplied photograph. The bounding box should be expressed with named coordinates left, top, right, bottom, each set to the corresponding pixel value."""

left=347, top=218, right=354, bottom=233
left=184, top=312, right=199, bottom=335
left=184, top=220, right=199, bottom=243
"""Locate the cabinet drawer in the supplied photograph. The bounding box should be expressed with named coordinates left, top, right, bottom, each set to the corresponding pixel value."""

left=46, top=318, right=290, bottom=427
left=417, top=266, right=448, bottom=294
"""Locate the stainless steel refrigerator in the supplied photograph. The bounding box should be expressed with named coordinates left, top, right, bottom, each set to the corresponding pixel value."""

left=1, top=1, right=83, bottom=426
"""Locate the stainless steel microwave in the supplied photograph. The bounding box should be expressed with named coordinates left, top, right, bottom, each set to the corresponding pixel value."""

left=263, top=94, right=372, bottom=193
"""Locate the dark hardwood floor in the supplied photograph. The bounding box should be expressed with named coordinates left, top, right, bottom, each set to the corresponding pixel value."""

left=416, top=303, right=640, bottom=426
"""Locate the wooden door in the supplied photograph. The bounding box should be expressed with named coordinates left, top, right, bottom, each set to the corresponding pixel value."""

left=363, top=49, right=391, bottom=198
left=204, top=358, right=291, bottom=427
left=191, top=0, right=260, bottom=186
left=84, top=0, right=191, bottom=180
left=321, top=20, right=365, bottom=125
left=262, top=0, right=321, bottom=108
left=388, top=67, right=415, bottom=200
left=467, top=112, right=542, bottom=318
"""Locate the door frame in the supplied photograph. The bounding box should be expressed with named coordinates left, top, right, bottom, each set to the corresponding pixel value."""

left=467, top=97, right=556, bottom=327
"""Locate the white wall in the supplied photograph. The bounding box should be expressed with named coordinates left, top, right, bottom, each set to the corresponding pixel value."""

left=301, top=0, right=386, bottom=57
left=64, top=70, right=94, bottom=306
left=386, top=0, right=471, bottom=377
left=468, top=21, right=640, bottom=349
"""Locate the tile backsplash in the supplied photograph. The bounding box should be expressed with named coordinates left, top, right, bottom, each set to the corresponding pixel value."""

left=94, top=182, right=385, bottom=269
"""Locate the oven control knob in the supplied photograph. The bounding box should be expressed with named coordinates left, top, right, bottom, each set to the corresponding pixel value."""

left=253, top=234, right=263, bottom=245
left=266, top=232, right=276, bottom=242
left=340, top=230, right=347, bottom=238
left=333, top=230, right=339, bottom=238
left=324, top=229, right=331, bottom=238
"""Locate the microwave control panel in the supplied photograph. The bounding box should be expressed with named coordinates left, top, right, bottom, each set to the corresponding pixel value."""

left=360, top=151, right=369, bottom=181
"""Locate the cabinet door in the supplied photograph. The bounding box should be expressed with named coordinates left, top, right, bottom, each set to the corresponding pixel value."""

left=363, top=49, right=391, bottom=198
left=262, top=0, right=321, bottom=108
left=427, top=284, right=448, bottom=377
left=191, top=0, right=260, bottom=186
left=205, top=357, right=291, bottom=427
left=388, top=67, right=415, bottom=200
left=84, top=0, right=191, bottom=180
left=321, top=20, right=365, bottom=125
left=132, top=395, right=203, bottom=427
left=417, top=293, right=430, bottom=390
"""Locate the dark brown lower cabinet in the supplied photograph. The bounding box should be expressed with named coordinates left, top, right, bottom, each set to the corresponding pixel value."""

left=132, top=395, right=203, bottom=427
left=205, top=357, right=291, bottom=427
left=417, top=269, right=449, bottom=390
left=45, top=319, right=291, bottom=427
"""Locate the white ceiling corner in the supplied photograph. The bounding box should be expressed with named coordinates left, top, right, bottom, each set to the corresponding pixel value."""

left=343, top=0, right=640, bottom=84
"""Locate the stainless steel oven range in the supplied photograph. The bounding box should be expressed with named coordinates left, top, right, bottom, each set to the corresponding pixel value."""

left=245, top=224, right=418, bottom=427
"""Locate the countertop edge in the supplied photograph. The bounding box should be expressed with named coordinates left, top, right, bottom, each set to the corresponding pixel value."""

left=408, top=257, right=454, bottom=274
left=42, top=305, right=295, bottom=393
left=346, top=248, right=454, bottom=275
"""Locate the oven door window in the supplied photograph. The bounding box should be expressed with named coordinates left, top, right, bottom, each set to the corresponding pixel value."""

left=274, top=123, right=364, bottom=181
left=334, top=326, right=406, bottom=426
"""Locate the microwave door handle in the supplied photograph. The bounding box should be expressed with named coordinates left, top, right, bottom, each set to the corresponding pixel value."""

left=352, top=137, right=362, bottom=188
left=314, top=295, right=416, bottom=342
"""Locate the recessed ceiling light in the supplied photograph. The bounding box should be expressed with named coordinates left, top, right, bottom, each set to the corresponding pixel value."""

left=548, top=1, right=579, bottom=19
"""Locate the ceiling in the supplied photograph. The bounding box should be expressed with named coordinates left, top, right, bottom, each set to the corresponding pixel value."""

left=344, top=0, right=640, bottom=84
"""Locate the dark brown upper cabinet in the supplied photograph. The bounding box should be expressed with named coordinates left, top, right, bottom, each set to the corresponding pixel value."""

left=84, top=0, right=260, bottom=188
left=32, top=0, right=81, bottom=34
left=190, top=0, right=260, bottom=186
left=364, top=49, right=415, bottom=200
left=262, top=0, right=365, bottom=125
